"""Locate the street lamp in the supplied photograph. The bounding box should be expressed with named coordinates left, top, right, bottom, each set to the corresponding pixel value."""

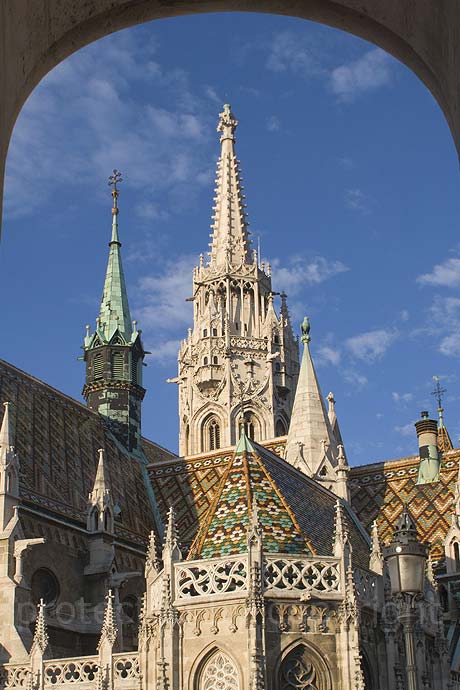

left=384, top=504, right=427, bottom=690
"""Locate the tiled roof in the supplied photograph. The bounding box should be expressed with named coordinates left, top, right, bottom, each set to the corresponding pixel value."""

left=0, top=359, right=158, bottom=544
left=188, top=433, right=312, bottom=559
left=350, top=450, right=460, bottom=563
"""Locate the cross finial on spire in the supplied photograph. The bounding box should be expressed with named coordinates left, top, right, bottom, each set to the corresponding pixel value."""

left=98, top=589, right=118, bottom=650
left=108, top=169, right=123, bottom=215
left=217, top=104, right=238, bottom=142
left=32, top=598, right=49, bottom=656
left=432, top=375, right=447, bottom=427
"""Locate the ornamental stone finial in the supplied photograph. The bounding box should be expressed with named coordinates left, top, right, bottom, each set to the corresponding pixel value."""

left=301, top=316, right=311, bottom=344
left=217, top=103, right=238, bottom=142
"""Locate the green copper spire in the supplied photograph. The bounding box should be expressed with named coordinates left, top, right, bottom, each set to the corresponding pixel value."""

left=98, top=170, right=132, bottom=341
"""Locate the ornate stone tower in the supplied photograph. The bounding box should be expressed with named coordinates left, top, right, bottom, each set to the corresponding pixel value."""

left=82, top=170, right=146, bottom=454
left=175, top=105, right=299, bottom=456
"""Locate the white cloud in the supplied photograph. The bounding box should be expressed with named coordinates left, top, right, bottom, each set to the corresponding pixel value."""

left=271, top=255, right=349, bottom=295
left=4, top=30, right=214, bottom=220
left=344, top=188, right=372, bottom=214
left=392, top=392, right=413, bottom=404
left=146, top=339, right=182, bottom=364
left=394, top=422, right=415, bottom=438
left=439, top=333, right=460, bottom=357
left=417, top=257, right=460, bottom=288
left=315, top=345, right=341, bottom=368
left=136, top=255, right=195, bottom=332
left=346, top=328, right=398, bottom=363
left=266, top=115, right=280, bottom=132
left=342, top=369, right=368, bottom=389
left=266, top=32, right=324, bottom=78
left=330, top=48, right=392, bottom=102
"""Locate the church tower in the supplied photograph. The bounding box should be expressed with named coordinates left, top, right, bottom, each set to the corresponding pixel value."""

left=175, top=105, right=299, bottom=456
left=82, top=170, right=146, bottom=454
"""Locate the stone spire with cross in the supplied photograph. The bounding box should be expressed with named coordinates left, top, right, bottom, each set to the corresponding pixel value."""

left=175, top=107, right=299, bottom=455
left=82, top=171, right=146, bottom=454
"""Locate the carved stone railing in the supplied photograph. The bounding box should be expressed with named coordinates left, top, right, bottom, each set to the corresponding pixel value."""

left=354, top=568, right=379, bottom=610
left=44, top=657, right=98, bottom=688
left=175, top=556, right=248, bottom=600
left=112, top=654, right=140, bottom=688
left=1, top=653, right=140, bottom=690
left=263, top=556, right=342, bottom=598
left=175, top=554, right=343, bottom=601
left=3, top=663, right=30, bottom=690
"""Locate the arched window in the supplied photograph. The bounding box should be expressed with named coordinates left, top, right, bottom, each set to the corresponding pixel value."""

left=454, top=542, right=460, bottom=570
left=275, top=419, right=287, bottom=437
left=93, top=509, right=99, bottom=531
left=131, top=354, right=140, bottom=384
left=199, top=650, right=239, bottom=690
left=241, top=413, right=258, bottom=441
left=212, top=328, right=218, bottom=336
left=213, top=356, right=218, bottom=364
left=93, top=353, right=104, bottom=380
left=280, top=645, right=324, bottom=690
left=202, top=415, right=221, bottom=452
left=112, top=352, right=124, bottom=379
left=204, top=356, right=208, bottom=366
left=203, top=328, right=208, bottom=337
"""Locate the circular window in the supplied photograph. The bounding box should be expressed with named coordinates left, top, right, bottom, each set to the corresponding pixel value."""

left=31, top=568, right=60, bottom=607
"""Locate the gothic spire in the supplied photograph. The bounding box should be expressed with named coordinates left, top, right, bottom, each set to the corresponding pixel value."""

left=31, top=599, right=49, bottom=657
left=285, top=318, right=337, bottom=477
left=98, top=170, right=132, bottom=341
left=0, top=401, right=12, bottom=451
left=98, top=589, right=118, bottom=651
left=369, top=520, right=384, bottom=574
left=87, top=448, right=113, bottom=533
left=208, top=105, right=252, bottom=267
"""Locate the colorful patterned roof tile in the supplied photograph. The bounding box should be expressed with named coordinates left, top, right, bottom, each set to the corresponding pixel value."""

left=188, top=431, right=312, bottom=559
left=350, top=450, right=460, bottom=564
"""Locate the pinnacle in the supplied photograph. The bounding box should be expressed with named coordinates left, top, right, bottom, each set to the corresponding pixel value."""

left=32, top=599, right=49, bottom=656
left=98, top=589, right=118, bottom=650
left=0, top=402, right=13, bottom=449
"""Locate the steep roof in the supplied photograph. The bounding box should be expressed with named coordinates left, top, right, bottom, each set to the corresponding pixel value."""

left=188, top=431, right=311, bottom=559
left=350, top=449, right=460, bottom=563
left=97, top=190, right=132, bottom=342
left=0, top=358, right=165, bottom=546
left=285, top=334, right=337, bottom=476
left=183, top=432, right=370, bottom=568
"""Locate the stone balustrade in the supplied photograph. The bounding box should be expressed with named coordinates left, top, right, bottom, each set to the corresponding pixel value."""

left=2, top=653, right=140, bottom=690
left=174, top=554, right=343, bottom=601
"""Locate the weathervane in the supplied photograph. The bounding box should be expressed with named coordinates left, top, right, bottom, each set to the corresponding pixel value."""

left=432, top=375, right=446, bottom=411
left=108, top=169, right=123, bottom=214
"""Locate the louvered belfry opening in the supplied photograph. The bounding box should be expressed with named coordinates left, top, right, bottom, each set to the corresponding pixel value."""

left=112, top=352, right=124, bottom=380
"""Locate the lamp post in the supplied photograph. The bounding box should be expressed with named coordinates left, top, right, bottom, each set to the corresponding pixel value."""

left=384, top=505, right=427, bottom=690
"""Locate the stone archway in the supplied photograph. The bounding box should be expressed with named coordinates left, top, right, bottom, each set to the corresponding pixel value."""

left=278, top=642, right=332, bottom=690
left=1, top=1, right=460, bottom=238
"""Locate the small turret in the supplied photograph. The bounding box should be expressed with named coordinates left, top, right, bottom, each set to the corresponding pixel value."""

left=415, top=411, right=441, bottom=484
left=85, top=449, right=115, bottom=576
left=82, top=171, right=146, bottom=453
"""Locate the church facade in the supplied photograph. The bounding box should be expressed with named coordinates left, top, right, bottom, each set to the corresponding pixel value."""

left=0, top=106, right=459, bottom=690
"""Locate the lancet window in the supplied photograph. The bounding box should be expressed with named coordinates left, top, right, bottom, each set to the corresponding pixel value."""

left=112, top=352, right=124, bottom=379
left=199, top=651, right=239, bottom=690
left=202, top=415, right=221, bottom=452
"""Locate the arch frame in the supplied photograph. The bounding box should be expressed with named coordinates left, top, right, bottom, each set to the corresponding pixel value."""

left=187, top=642, right=243, bottom=690
left=1, top=0, right=460, bottom=240
left=274, top=637, right=334, bottom=690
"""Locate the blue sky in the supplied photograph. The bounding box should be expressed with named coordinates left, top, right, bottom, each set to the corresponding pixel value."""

left=1, top=12, right=460, bottom=464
